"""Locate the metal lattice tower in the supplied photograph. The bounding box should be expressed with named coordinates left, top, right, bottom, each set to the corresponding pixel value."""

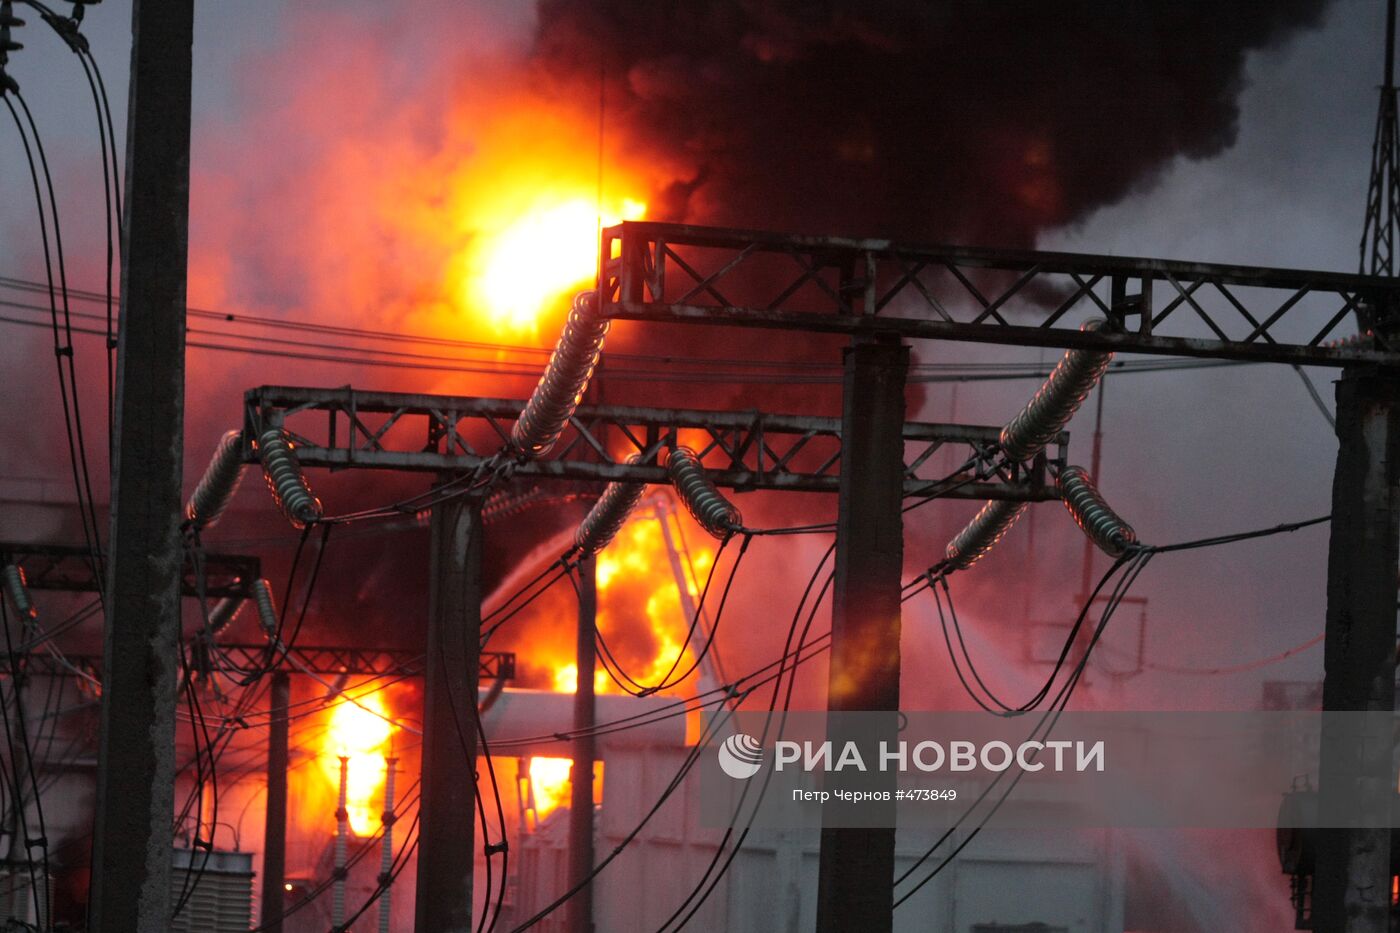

left=1362, top=0, right=1400, bottom=276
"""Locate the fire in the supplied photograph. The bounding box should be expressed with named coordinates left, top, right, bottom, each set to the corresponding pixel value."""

left=458, top=195, right=646, bottom=332
left=528, top=757, right=574, bottom=817
left=594, top=515, right=714, bottom=690
left=501, top=501, right=719, bottom=695
left=426, top=98, right=656, bottom=336
left=552, top=663, right=608, bottom=695
left=522, top=756, right=605, bottom=822
left=318, top=690, right=395, bottom=835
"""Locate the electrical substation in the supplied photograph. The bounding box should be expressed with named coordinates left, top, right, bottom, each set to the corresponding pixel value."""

left=3, top=1, right=1400, bottom=931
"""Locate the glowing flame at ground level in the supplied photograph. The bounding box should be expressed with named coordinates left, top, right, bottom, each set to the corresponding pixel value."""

left=524, top=756, right=603, bottom=822
left=317, top=690, right=396, bottom=835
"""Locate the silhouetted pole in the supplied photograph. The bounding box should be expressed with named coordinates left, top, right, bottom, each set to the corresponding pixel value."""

left=1312, top=370, right=1400, bottom=933
left=568, top=554, right=597, bottom=933
left=815, top=333, right=908, bottom=933
left=89, top=1, right=194, bottom=929
left=260, top=671, right=290, bottom=933
left=416, top=483, right=481, bottom=933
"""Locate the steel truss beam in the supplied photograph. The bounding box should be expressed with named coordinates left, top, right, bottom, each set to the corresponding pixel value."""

left=18, top=644, right=515, bottom=681
left=599, top=221, right=1400, bottom=366
left=211, top=643, right=515, bottom=680
left=1, top=542, right=259, bottom=600
left=244, top=386, right=1065, bottom=501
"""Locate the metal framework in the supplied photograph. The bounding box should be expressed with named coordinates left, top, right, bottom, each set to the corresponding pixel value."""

left=599, top=221, right=1400, bottom=366
left=1, top=542, right=259, bottom=600
left=1362, top=0, right=1400, bottom=278
left=212, top=642, right=515, bottom=680
left=17, top=644, right=515, bottom=681
left=244, top=385, right=1065, bottom=501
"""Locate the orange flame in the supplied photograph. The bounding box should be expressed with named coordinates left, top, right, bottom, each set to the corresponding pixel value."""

left=420, top=99, right=655, bottom=337
left=318, top=690, right=395, bottom=835
left=525, top=756, right=604, bottom=822
left=594, top=515, right=713, bottom=690
left=454, top=196, right=645, bottom=333
left=528, top=757, right=574, bottom=817
left=503, top=505, right=717, bottom=696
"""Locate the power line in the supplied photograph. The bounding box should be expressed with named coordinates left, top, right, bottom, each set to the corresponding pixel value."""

left=0, top=276, right=1258, bottom=386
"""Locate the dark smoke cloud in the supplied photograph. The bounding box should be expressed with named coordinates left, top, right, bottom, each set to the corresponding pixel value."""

left=532, top=0, right=1331, bottom=245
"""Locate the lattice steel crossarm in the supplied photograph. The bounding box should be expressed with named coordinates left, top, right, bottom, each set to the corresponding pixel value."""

left=244, top=385, right=1064, bottom=501
left=17, top=645, right=515, bottom=681
left=1361, top=0, right=1400, bottom=278
left=599, top=221, right=1400, bottom=366
left=211, top=643, right=516, bottom=680
left=0, top=542, right=260, bottom=600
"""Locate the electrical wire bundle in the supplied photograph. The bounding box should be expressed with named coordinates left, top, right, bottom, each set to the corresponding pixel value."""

left=3, top=1, right=108, bottom=612
left=894, top=512, right=1331, bottom=905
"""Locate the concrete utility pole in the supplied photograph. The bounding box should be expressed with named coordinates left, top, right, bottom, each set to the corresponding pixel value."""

left=1312, top=370, right=1400, bottom=933
left=89, top=1, right=194, bottom=929
left=815, top=334, right=909, bottom=933
left=568, top=554, right=598, bottom=933
left=260, top=671, right=290, bottom=933
left=416, top=485, right=482, bottom=933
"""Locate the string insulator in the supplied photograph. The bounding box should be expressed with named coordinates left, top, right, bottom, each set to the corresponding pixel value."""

left=667, top=446, right=741, bottom=540
left=185, top=430, right=246, bottom=530
left=943, top=500, right=1027, bottom=572
left=510, top=291, right=609, bottom=458
left=206, top=597, right=245, bottom=635
left=251, top=579, right=278, bottom=636
left=575, top=456, right=647, bottom=556
left=255, top=427, right=322, bottom=528
left=1057, top=465, right=1138, bottom=558
left=1, top=564, right=36, bottom=622
left=1000, top=319, right=1112, bottom=463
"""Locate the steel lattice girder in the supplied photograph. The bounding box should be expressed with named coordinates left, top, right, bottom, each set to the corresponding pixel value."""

left=22, top=645, right=515, bottom=680
left=599, top=221, right=1400, bottom=366
left=0, top=542, right=260, bottom=600
left=209, top=643, right=515, bottom=680
left=244, top=385, right=1065, bottom=501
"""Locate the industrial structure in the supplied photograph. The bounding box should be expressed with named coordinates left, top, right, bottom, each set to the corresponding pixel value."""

left=1, top=0, right=1400, bottom=932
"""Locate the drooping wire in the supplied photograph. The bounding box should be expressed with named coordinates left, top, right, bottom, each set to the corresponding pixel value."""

left=893, top=550, right=1153, bottom=908
left=23, top=0, right=123, bottom=439
left=506, top=696, right=750, bottom=933
left=511, top=541, right=836, bottom=931
left=423, top=498, right=510, bottom=933
left=331, top=807, right=422, bottom=933
left=587, top=534, right=746, bottom=697
left=478, top=558, right=570, bottom=647
left=2, top=90, right=106, bottom=605
left=893, top=511, right=1333, bottom=903
left=930, top=558, right=1131, bottom=717
left=654, top=543, right=837, bottom=932
left=0, top=274, right=1269, bottom=386
left=248, top=781, right=423, bottom=932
